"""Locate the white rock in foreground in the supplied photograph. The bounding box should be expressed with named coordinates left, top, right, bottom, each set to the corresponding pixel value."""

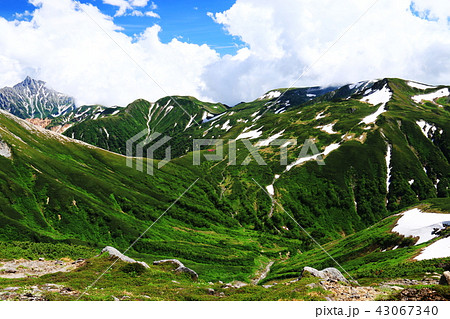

left=100, top=246, right=149, bottom=268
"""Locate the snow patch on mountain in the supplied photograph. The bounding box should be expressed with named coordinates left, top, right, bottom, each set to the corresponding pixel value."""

left=386, top=144, right=392, bottom=192
left=236, top=127, right=263, bottom=140
left=412, top=88, right=449, bottom=103
left=416, top=120, right=437, bottom=139
left=407, top=81, right=437, bottom=90
left=323, top=143, right=340, bottom=156
left=392, top=208, right=450, bottom=245
left=286, top=143, right=340, bottom=171
left=184, top=116, right=195, bottom=131
left=316, top=123, right=337, bottom=134
left=266, top=185, right=275, bottom=196
left=359, top=85, right=392, bottom=124
left=415, top=237, right=450, bottom=261
left=202, top=112, right=225, bottom=124
left=221, top=119, right=232, bottom=131
left=102, top=127, right=110, bottom=139
left=360, top=84, right=392, bottom=106
left=256, top=130, right=285, bottom=147
left=252, top=115, right=262, bottom=122
left=259, top=91, right=281, bottom=100
left=360, top=105, right=386, bottom=124
left=315, top=111, right=326, bottom=120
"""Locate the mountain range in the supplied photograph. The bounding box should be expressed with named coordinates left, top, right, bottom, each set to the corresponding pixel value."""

left=0, top=76, right=449, bottom=300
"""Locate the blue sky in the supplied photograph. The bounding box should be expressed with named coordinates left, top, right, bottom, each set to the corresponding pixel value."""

left=0, top=0, right=244, bottom=55
left=0, top=0, right=449, bottom=107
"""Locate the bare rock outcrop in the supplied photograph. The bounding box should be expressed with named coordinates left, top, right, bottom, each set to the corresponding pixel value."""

left=439, top=271, right=450, bottom=285
left=153, top=259, right=198, bottom=280
left=300, top=266, right=348, bottom=283
left=99, top=246, right=149, bottom=268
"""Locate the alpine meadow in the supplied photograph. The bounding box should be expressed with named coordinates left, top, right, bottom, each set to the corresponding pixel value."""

left=0, top=77, right=449, bottom=301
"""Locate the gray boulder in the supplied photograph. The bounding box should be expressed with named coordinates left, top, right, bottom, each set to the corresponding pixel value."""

left=99, top=246, right=149, bottom=268
left=300, top=266, right=348, bottom=283
left=153, top=259, right=198, bottom=281
left=439, top=271, right=450, bottom=285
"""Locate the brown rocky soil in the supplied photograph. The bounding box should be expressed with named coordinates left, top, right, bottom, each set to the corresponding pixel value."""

left=319, top=281, right=387, bottom=301
left=0, top=258, right=85, bottom=279
left=0, top=284, right=79, bottom=301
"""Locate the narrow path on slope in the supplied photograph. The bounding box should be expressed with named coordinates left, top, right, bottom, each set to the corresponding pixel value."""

left=252, top=261, right=275, bottom=285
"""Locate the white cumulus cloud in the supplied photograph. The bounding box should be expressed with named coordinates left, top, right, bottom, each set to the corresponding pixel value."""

left=103, top=0, right=153, bottom=17
left=201, top=0, right=450, bottom=104
left=0, top=0, right=449, bottom=107
left=0, top=0, right=218, bottom=106
left=145, top=11, right=160, bottom=18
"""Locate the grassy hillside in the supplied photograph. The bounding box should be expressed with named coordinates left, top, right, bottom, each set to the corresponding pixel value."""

left=0, top=78, right=449, bottom=294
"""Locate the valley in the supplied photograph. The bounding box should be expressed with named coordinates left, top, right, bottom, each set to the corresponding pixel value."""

left=0, top=77, right=449, bottom=301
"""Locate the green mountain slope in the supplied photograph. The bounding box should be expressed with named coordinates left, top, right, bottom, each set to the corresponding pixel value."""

left=0, top=109, right=299, bottom=281
left=0, top=78, right=449, bottom=287
left=63, top=97, right=227, bottom=157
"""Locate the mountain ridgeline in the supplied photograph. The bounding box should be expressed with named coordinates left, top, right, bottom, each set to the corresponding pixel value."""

left=0, top=77, right=75, bottom=119
left=0, top=77, right=449, bottom=284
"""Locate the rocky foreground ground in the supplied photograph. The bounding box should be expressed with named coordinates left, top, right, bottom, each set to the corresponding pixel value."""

left=1, top=247, right=449, bottom=301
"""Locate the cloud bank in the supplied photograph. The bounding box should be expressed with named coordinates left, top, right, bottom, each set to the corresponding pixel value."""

left=0, top=0, right=449, bottom=107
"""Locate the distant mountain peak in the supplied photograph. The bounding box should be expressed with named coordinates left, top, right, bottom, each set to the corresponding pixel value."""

left=0, top=77, right=75, bottom=119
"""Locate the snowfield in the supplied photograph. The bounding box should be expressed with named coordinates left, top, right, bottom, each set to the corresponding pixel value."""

left=315, top=111, right=326, bottom=120
left=415, top=237, right=450, bottom=261
left=236, top=127, right=263, bottom=140
left=286, top=143, right=340, bottom=171
left=360, top=85, right=392, bottom=106
left=256, top=130, right=285, bottom=147
left=416, top=120, right=437, bottom=139
left=266, top=185, right=275, bottom=196
left=412, top=88, right=449, bottom=103
left=392, top=208, right=450, bottom=245
left=385, top=144, right=392, bottom=192
left=221, top=119, right=232, bottom=131
left=360, top=85, right=392, bottom=124
left=259, top=91, right=281, bottom=100
left=316, top=123, right=337, bottom=134
left=202, top=112, right=225, bottom=124
left=407, top=81, right=437, bottom=90
left=361, top=105, right=386, bottom=124
left=323, top=143, right=340, bottom=156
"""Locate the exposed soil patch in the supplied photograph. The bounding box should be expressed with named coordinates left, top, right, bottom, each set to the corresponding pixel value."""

left=0, top=284, right=79, bottom=301
left=399, top=288, right=447, bottom=301
left=0, top=259, right=85, bottom=279
left=320, top=281, right=386, bottom=301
